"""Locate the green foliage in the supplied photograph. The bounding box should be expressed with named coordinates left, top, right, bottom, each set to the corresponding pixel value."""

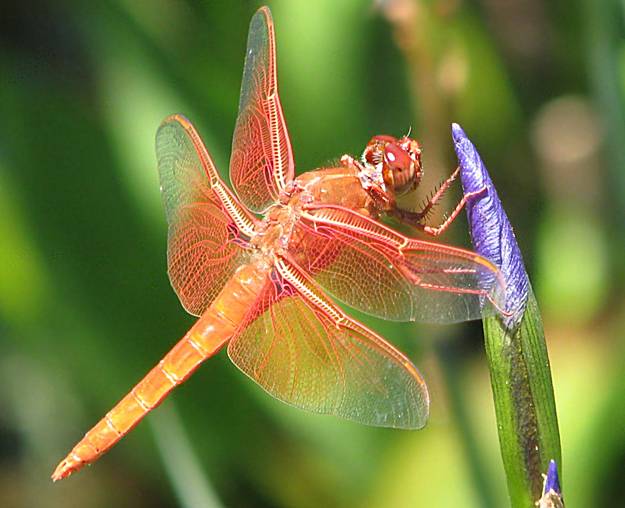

left=484, top=292, right=561, bottom=507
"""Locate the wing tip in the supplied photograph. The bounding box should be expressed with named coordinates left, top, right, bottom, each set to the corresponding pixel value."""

left=248, top=6, right=274, bottom=43
left=159, top=113, right=193, bottom=130
left=255, top=5, right=273, bottom=23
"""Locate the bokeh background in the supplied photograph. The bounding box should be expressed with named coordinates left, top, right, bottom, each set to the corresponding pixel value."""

left=1, top=0, right=624, bottom=506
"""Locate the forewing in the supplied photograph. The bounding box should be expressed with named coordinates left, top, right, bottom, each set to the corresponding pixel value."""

left=228, top=258, right=429, bottom=429
left=156, top=114, right=256, bottom=316
left=229, top=6, right=294, bottom=212
left=289, top=205, right=505, bottom=323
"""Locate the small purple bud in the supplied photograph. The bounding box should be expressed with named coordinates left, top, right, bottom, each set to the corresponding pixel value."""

left=452, top=123, right=530, bottom=327
left=544, top=459, right=561, bottom=496
left=538, top=460, right=564, bottom=507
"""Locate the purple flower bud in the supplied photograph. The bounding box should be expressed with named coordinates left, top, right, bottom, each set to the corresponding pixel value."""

left=544, top=459, right=561, bottom=496
left=452, top=123, right=529, bottom=327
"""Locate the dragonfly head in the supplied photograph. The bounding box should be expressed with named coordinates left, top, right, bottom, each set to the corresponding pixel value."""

left=362, top=134, right=423, bottom=196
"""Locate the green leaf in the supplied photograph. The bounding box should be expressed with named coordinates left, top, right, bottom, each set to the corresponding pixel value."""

left=483, top=289, right=561, bottom=507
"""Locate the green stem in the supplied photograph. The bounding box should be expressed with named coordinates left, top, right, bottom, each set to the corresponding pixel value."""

left=484, top=290, right=561, bottom=507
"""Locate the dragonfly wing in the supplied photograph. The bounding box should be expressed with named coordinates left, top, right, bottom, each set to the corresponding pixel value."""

left=156, top=114, right=257, bottom=316
left=227, top=257, right=429, bottom=429
left=229, top=6, right=294, bottom=212
left=289, top=205, right=505, bottom=323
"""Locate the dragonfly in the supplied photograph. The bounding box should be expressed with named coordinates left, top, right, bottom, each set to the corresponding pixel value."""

left=52, top=6, right=504, bottom=481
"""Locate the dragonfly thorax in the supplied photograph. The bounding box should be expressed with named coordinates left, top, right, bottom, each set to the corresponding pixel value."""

left=252, top=204, right=299, bottom=257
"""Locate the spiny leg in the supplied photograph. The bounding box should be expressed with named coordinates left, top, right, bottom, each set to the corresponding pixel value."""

left=417, top=167, right=461, bottom=221
left=421, top=186, right=486, bottom=236
left=392, top=168, right=486, bottom=236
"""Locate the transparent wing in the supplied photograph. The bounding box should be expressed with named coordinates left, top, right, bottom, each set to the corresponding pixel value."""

left=229, top=6, right=294, bottom=212
left=228, top=257, right=429, bottom=429
left=288, top=205, right=505, bottom=323
left=156, top=114, right=257, bottom=316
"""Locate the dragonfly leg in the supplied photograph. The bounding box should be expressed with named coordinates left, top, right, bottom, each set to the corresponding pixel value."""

left=418, top=167, right=461, bottom=221
left=340, top=154, right=357, bottom=167
left=392, top=168, right=486, bottom=237
left=421, top=185, right=486, bottom=236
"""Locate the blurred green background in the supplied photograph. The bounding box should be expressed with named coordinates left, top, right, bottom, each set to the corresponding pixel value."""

left=1, top=0, right=624, bottom=506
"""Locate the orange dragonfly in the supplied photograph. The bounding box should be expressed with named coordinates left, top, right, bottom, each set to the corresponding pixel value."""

left=52, top=6, right=504, bottom=481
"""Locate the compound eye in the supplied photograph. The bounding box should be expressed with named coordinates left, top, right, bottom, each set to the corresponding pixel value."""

left=384, top=143, right=411, bottom=172
left=385, top=143, right=415, bottom=194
